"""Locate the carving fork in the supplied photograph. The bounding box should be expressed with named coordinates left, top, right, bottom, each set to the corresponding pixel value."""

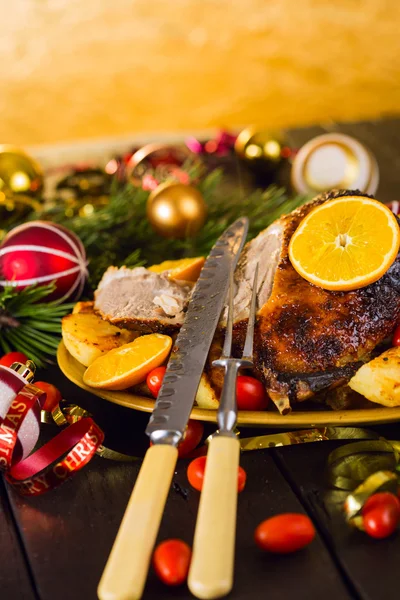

left=188, top=265, right=258, bottom=599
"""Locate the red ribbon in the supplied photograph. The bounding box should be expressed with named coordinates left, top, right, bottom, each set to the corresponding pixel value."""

left=0, top=384, right=104, bottom=496
left=0, top=384, right=44, bottom=469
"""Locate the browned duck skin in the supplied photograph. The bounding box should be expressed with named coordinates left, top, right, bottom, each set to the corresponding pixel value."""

left=232, top=189, right=400, bottom=414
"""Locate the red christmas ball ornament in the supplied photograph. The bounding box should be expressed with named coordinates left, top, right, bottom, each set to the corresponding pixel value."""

left=0, top=221, right=87, bottom=302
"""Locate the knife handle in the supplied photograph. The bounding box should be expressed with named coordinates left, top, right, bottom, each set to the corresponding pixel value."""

left=98, top=444, right=178, bottom=600
left=188, top=435, right=240, bottom=599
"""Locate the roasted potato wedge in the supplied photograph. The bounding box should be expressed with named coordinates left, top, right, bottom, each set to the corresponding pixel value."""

left=195, top=373, right=219, bottom=409
left=62, top=312, right=138, bottom=367
left=349, top=347, right=400, bottom=407
left=72, top=301, right=95, bottom=314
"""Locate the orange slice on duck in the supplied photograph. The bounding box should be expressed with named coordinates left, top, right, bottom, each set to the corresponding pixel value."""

left=288, top=195, right=400, bottom=291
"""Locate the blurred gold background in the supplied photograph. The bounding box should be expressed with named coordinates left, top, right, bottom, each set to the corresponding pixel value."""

left=2, top=0, right=400, bottom=145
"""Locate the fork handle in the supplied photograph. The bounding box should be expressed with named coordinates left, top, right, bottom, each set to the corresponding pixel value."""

left=98, top=444, right=178, bottom=600
left=188, top=434, right=240, bottom=599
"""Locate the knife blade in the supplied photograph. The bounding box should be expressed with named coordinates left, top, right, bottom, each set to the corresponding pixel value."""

left=146, top=216, right=249, bottom=445
left=98, top=217, right=248, bottom=600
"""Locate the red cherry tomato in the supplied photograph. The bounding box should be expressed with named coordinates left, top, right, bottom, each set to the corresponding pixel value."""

left=237, top=465, right=247, bottom=492
left=362, top=493, right=400, bottom=539
left=187, top=456, right=247, bottom=492
left=34, top=381, right=62, bottom=412
left=153, top=539, right=191, bottom=586
left=0, top=351, right=28, bottom=368
left=150, top=420, right=204, bottom=458
left=393, top=324, right=400, bottom=347
left=254, top=513, right=315, bottom=553
left=362, top=492, right=400, bottom=518
left=146, top=366, right=167, bottom=397
left=363, top=507, right=399, bottom=539
left=236, top=376, right=268, bottom=411
left=178, top=420, right=204, bottom=458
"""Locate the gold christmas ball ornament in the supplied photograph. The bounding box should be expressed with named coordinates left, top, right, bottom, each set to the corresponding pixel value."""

left=0, top=145, right=44, bottom=198
left=147, top=182, right=207, bottom=238
left=0, top=192, right=41, bottom=241
left=234, top=127, right=285, bottom=177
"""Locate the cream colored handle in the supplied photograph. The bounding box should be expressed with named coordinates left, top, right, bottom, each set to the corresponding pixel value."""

left=98, top=444, right=178, bottom=600
left=188, top=435, right=240, bottom=599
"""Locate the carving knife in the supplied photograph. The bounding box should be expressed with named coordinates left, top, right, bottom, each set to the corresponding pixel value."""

left=98, top=217, right=249, bottom=600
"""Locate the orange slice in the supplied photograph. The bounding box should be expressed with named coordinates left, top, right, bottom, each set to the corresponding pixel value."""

left=148, top=257, right=205, bottom=282
left=82, top=333, right=172, bottom=390
left=288, top=196, right=400, bottom=291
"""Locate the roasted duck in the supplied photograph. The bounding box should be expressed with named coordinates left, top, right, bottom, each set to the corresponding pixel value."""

left=94, top=190, right=400, bottom=413
left=232, top=189, right=400, bottom=413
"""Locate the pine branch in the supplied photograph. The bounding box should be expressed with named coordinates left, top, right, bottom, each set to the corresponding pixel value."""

left=25, top=167, right=308, bottom=289
left=0, top=283, right=74, bottom=368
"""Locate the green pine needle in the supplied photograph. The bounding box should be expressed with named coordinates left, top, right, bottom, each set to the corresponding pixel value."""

left=31, top=168, right=308, bottom=288
left=0, top=283, right=74, bottom=368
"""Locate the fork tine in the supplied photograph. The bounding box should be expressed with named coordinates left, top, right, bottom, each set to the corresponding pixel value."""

left=242, top=264, right=258, bottom=360
left=221, top=268, right=234, bottom=358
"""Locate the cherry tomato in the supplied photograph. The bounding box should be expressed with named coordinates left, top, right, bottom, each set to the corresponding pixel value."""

left=178, top=420, right=204, bottom=458
left=150, top=420, right=204, bottom=457
left=254, top=513, right=315, bottom=553
left=147, top=366, right=167, bottom=397
left=362, top=493, right=400, bottom=539
left=236, top=376, right=268, bottom=411
left=393, top=324, right=400, bottom=347
left=362, top=492, right=400, bottom=518
left=153, top=539, right=191, bottom=586
left=187, top=456, right=247, bottom=492
left=34, top=381, right=62, bottom=412
left=0, top=351, right=28, bottom=368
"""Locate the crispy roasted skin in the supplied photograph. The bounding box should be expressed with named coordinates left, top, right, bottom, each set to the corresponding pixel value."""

left=233, top=190, right=400, bottom=414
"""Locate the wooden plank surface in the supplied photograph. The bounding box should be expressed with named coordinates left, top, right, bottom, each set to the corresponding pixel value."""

left=0, top=478, right=36, bottom=599
left=5, top=413, right=352, bottom=599
left=272, top=428, right=400, bottom=600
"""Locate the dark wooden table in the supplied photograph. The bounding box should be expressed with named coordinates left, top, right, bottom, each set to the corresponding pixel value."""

left=2, top=118, right=400, bottom=600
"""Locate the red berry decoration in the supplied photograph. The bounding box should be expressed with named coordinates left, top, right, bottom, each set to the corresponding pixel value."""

left=254, top=513, right=315, bottom=553
left=33, top=381, right=62, bottom=412
left=236, top=375, right=268, bottom=411
left=0, top=351, right=28, bottom=368
left=187, top=456, right=247, bottom=492
left=153, top=539, right=191, bottom=586
left=0, top=221, right=87, bottom=302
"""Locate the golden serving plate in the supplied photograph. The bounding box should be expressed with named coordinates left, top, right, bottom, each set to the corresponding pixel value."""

left=57, top=341, right=400, bottom=428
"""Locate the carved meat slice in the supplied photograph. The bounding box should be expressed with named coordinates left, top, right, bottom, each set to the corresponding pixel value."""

left=94, top=266, right=193, bottom=334
left=232, top=190, right=400, bottom=414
